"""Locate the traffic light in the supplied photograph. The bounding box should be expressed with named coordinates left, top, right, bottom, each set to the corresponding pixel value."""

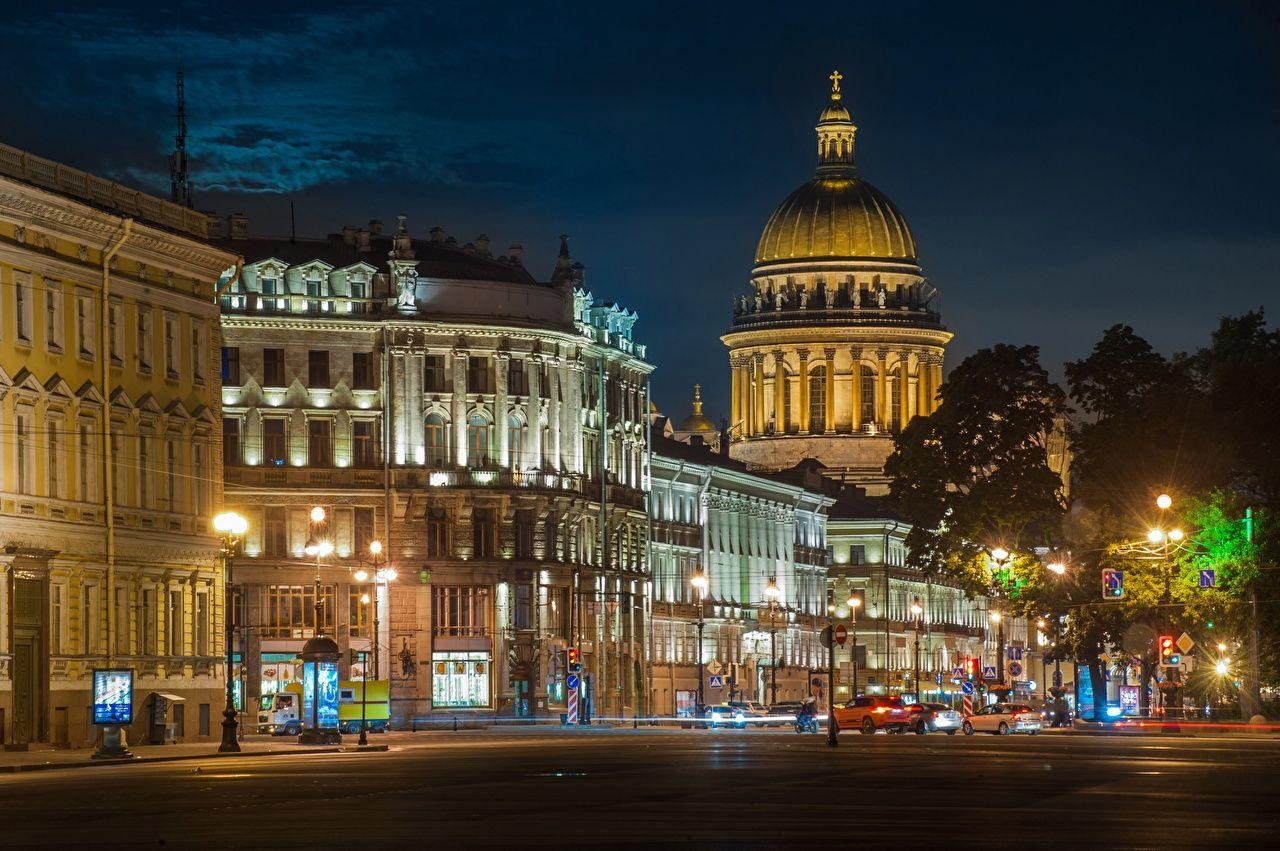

left=567, top=646, right=582, bottom=674
left=966, top=657, right=980, bottom=681
left=1102, top=569, right=1125, bottom=599
left=1158, top=635, right=1175, bottom=666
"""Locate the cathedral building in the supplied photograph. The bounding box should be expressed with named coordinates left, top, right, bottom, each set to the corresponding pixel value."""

left=723, top=72, right=952, bottom=494
left=217, top=218, right=652, bottom=723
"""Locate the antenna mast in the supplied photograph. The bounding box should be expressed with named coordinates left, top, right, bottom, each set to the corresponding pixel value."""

left=169, top=69, right=192, bottom=208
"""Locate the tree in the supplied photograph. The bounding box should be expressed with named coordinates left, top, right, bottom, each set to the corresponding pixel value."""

left=886, top=343, right=1067, bottom=591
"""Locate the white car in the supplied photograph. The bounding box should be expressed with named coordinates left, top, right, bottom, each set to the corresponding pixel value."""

left=961, top=703, right=1043, bottom=736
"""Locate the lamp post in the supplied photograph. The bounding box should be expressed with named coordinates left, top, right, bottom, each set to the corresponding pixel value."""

left=691, top=568, right=708, bottom=711
left=764, top=576, right=782, bottom=707
left=1037, top=618, right=1048, bottom=701
left=988, top=547, right=1012, bottom=687
left=213, top=511, right=248, bottom=753
left=848, top=590, right=863, bottom=700
left=910, top=597, right=923, bottom=704
left=354, top=540, right=397, bottom=746
left=989, top=610, right=1004, bottom=692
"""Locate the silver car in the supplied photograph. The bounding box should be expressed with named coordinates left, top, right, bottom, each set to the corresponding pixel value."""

left=961, top=702, right=1044, bottom=736
left=909, top=701, right=963, bottom=735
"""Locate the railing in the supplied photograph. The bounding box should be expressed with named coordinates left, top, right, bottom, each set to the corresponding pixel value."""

left=729, top=305, right=943, bottom=331
left=0, top=142, right=209, bottom=238
left=220, top=294, right=387, bottom=318
left=225, top=466, right=384, bottom=488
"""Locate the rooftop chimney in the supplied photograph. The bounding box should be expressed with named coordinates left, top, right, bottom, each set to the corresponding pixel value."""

left=228, top=213, right=249, bottom=239
left=356, top=229, right=371, bottom=252
left=342, top=225, right=358, bottom=245
left=507, top=244, right=524, bottom=265
left=474, top=234, right=491, bottom=257
left=204, top=211, right=223, bottom=238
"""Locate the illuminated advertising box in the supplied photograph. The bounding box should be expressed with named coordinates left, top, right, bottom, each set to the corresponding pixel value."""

left=93, top=669, right=134, bottom=725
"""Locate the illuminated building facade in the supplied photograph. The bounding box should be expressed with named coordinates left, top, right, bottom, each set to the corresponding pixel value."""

left=218, top=219, right=652, bottom=722
left=0, top=142, right=236, bottom=746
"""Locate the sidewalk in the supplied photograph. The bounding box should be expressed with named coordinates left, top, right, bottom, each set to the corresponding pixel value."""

left=0, top=734, right=386, bottom=774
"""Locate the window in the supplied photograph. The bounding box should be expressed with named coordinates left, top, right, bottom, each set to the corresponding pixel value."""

left=782, top=373, right=793, bottom=433
left=136, top=304, right=152, bottom=371
left=51, top=583, right=65, bottom=654
left=515, top=509, right=534, bottom=560
left=427, top=508, right=451, bottom=558
left=76, top=292, right=94, bottom=356
left=261, top=277, right=281, bottom=310
left=467, top=356, right=490, bottom=393
left=860, top=363, right=876, bottom=426
left=193, top=443, right=207, bottom=518
left=308, top=350, right=329, bottom=388
left=223, top=418, right=241, bottom=466
left=78, top=423, right=93, bottom=501
left=264, top=507, right=286, bottom=556
left=263, top=419, right=286, bottom=466
left=515, top=583, right=532, bottom=630
left=138, top=430, right=151, bottom=507
left=140, top=588, right=157, bottom=655
left=110, top=432, right=121, bottom=504
left=164, top=438, right=180, bottom=511
left=424, top=355, right=446, bottom=393
left=14, top=271, right=31, bottom=343
left=472, top=508, right=497, bottom=559
left=15, top=412, right=30, bottom=493
left=431, top=651, right=490, bottom=708
left=260, top=585, right=335, bottom=637
left=168, top=589, right=184, bottom=656
left=82, top=584, right=100, bottom=655
left=508, top=415, right=525, bottom=468
left=808, top=365, right=826, bottom=434
left=164, top=314, right=179, bottom=378
left=352, top=420, right=377, bottom=467
left=349, top=589, right=372, bottom=639
left=45, top=279, right=63, bottom=351
left=108, top=299, right=123, bottom=364
left=191, top=323, right=205, bottom=383
left=467, top=415, right=490, bottom=466
left=221, top=347, right=241, bottom=385
left=195, top=591, right=209, bottom=656
left=308, top=419, right=332, bottom=467
left=263, top=348, right=285, bottom=387
left=354, top=508, right=375, bottom=556
left=47, top=422, right=61, bottom=498
left=425, top=414, right=448, bottom=466
left=432, top=587, right=490, bottom=637
left=352, top=352, right=375, bottom=390
left=508, top=359, right=526, bottom=395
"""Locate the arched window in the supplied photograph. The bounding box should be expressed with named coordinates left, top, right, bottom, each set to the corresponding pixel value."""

left=808, top=365, right=826, bottom=434
left=508, top=414, right=525, bottom=469
left=859, top=363, right=876, bottom=427
left=889, top=364, right=903, bottom=430
left=467, top=414, right=491, bottom=466
left=425, top=413, right=448, bottom=466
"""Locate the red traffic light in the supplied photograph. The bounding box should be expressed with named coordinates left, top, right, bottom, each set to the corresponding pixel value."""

left=1158, top=636, right=1174, bottom=657
left=567, top=646, right=582, bottom=672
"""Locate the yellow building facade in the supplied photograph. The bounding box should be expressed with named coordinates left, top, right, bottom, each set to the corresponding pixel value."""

left=0, top=143, right=237, bottom=747
left=723, top=74, right=952, bottom=493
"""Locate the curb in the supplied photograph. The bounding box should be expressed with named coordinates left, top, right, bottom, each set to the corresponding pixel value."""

left=0, top=746, right=347, bottom=774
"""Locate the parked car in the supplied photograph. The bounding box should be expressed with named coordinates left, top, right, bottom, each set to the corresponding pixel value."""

left=961, top=703, right=1044, bottom=736
left=703, top=703, right=749, bottom=729
left=832, top=696, right=910, bottom=734
left=908, top=702, right=963, bottom=735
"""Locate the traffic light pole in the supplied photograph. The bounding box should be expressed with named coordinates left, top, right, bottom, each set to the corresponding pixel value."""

left=826, top=625, right=837, bottom=748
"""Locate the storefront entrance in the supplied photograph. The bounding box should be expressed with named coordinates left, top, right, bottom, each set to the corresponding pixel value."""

left=11, top=576, right=47, bottom=744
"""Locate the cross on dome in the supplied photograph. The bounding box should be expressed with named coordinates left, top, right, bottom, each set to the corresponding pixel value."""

left=829, top=69, right=843, bottom=100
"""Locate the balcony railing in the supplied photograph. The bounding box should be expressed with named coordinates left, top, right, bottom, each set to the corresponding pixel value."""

left=225, top=466, right=384, bottom=488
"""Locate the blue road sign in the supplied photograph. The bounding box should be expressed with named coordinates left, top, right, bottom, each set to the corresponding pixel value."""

left=566, top=673, right=580, bottom=691
left=1008, top=661, right=1024, bottom=678
left=982, top=665, right=998, bottom=680
left=1199, top=569, right=1216, bottom=588
left=961, top=680, right=975, bottom=695
left=936, top=672, right=944, bottom=685
left=708, top=674, right=724, bottom=688
left=1007, top=646, right=1023, bottom=662
left=952, top=666, right=965, bottom=680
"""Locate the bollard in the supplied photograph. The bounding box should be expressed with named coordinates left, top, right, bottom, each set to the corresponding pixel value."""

left=453, top=716, right=458, bottom=732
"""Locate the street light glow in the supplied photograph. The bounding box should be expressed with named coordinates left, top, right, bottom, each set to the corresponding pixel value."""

left=991, top=547, right=1009, bottom=562
left=910, top=598, right=923, bottom=618
left=369, top=539, right=383, bottom=555
left=989, top=611, right=1001, bottom=624
left=1047, top=562, right=1067, bottom=575
left=213, top=511, right=248, bottom=536
left=1147, top=528, right=1165, bottom=543
left=310, top=505, right=326, bottom=523
left=691, top=569, right=709, bottom=593
left=354, top=568, right=370, bottom=582
left=1168, top=528, right=1184, bottom=542
left=1156, top=493, right=1172, bottom=510
left=1216, top=660, right=1229, bottom=676
left=764, top=577, right=782, bottom=600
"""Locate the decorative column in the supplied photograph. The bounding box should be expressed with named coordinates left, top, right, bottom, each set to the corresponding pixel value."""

left=772, top=350, right=787, bottom=434
left=452, top=349, right=468, bottom=466
left=797, top=349, right=811, bottom=434
left=875, top=349, right=889, bottom=432
left=823, top=348, right=836, bottom=434
left=527, top=355, right=542, bottom=470
left=747, top=350, right=757, bottom=435
left=546, top=359, right=561, bottom=471
left=495, top=352, right=510, bottom=468
left=567, top=359, right=584, bottom=474
left=850, top=347, right=863, bottom=433
left=931, top=356, right=944, bottom=415
left=729, top=357, right=742, bottom=431
left=391, top=349, right=407, bottom=465
left=407, top=351, right=423, bottom=464
left=899, top=351, right=911, bottom=431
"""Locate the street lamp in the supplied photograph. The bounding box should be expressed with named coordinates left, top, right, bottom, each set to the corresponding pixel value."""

left=353, top=540, right=397, bottom=746
left=987, top=547, right=1013, bottom=685
left=691, top=568, right=708, bottom=710
left=763, top=576, right=782, bottom=707
left=910, top=597, right=923, bottom=704
left=847, top=590, right=863, bottom=699
left=213, top=511, right=248, bottom=753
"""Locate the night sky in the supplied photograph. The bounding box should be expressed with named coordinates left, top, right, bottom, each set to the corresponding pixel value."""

left=3, top=1, right=1278, bottom=422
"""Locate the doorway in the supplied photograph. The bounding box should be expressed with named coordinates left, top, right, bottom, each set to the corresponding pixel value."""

left=12, top=576, right=48, bottom=744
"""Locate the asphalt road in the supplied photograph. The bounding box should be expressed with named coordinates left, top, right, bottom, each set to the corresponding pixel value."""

left=1, top=729, right=1276, bottom=848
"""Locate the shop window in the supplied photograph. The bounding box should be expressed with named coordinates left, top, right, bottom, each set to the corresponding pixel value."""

left=431, top=652, right=490, bottom=708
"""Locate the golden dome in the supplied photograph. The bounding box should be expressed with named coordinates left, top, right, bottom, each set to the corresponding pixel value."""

left=755, top=70, right=917, bottom=267
left=677, top=384, right=717, bottom=434
left=755, top=176, right=916, bottom=265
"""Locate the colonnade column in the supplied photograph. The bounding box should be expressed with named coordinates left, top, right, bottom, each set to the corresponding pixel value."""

left=850, top=347, right=863, bottom=433
left=823, top=348, right=836, bottom=434
left=527, top=355, right=542, bottom=471
left=495, top=352, right=510, bottom=468
left=730, top=357, right=742, bottom=432
left=930, top=356, right=944, bottom=415
left=875, top=348, right=889, bottom=432
left=452, top=349, right=467, bottom=466
left=753, top=353, right=766, bottom=437
left=798, top=349, right=811, bottom=434
left=773, top=350, right=787, bottom=434
left=899, top=351, right=911, bottom=431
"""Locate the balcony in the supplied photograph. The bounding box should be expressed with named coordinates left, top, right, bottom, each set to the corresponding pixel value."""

left=728, top=304, right=944, bottom=333
left=225, top=466, right=384, bottom=489
left=220, top=294, right=388, bottom=319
